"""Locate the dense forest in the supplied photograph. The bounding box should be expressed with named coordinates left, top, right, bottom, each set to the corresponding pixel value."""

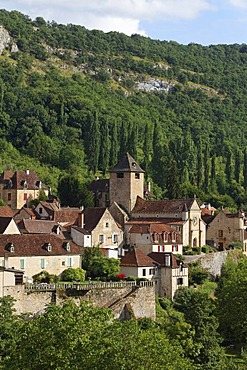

left=0, top=10, right=246, bottom=209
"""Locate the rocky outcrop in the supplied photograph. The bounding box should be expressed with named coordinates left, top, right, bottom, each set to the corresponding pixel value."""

left=0, top=26, right=18, bottom=54
left=136, top=78, right=175, bottom=92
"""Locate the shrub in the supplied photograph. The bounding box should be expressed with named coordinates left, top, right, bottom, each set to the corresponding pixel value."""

left=60, top=268, right=86, bottom=282
left=32, top=271, right=58, bottom=283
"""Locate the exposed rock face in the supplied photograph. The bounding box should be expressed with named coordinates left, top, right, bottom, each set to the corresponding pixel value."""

left=0, top=26, right=18, bottom=54
left=136, top=78, right=175, bottom=92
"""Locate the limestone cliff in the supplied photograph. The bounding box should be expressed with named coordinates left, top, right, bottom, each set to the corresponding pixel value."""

left=0, top=26, right=18, bottom=54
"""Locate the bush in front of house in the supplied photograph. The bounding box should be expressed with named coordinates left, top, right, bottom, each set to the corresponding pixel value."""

left=60, top=268, right=86, bottom=282
left=32, top=271, right=58, bottom=283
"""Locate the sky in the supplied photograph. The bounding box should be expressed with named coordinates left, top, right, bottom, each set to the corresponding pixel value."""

left=1, top=0, right=247, bottom=45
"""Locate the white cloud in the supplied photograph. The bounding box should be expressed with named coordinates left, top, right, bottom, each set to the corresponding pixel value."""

left=1, top=0, right=214, bottom=36
left=228, top=0, right=247, bottom=8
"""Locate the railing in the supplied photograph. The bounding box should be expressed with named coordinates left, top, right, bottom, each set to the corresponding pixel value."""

left=24, top=280, right=155, bottom=292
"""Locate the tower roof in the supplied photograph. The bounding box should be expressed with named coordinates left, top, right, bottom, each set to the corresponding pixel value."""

left=110, top=153, right=144, bottom=173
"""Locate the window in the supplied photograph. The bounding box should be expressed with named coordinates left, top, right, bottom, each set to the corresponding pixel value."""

left=163, top=232, right=168, bottom=243
left=67, top=257, right=73, bottom=267
left=62, top=261, right=65, bottom=266
left=99, top=234, right=105, bottom=244
left=218, top=230, right=223, bottom=238
left=164, top=254, right=170, bottom=266
left=135, top=173, right=140, bottom=179
left=105, top=222, right=109, bottom=228
left=142, top=269, right=146, bottom=276
left=20, top=258, right=25, bottom=270
left=172, top=245, right=178, bottom=252
left=7, top=193, right=11, bottom=201
left=177, top=277, right=183, bottom=285
left=117, top=173, right=124, bottom=178
left=113, top=234, right=118, bottom=243
left=24, top=193, right=28, bottom=200
left=39, top=207, right=43, bottom=214
left=171, top=232, right=176, bottom=242
left=153, top=233, right=158, bottom=243
left=41, top=258, right=46, bottom=269
left=149, top=268, right=155, bottom=275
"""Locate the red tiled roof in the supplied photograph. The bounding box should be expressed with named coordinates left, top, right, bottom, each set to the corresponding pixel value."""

left=132, top=196, right=195, bottom=214
left=120, top=248, right=155, bottom=267
left=54, top=207, right=80, bottom=225
left=18, top=219, right=65, bottom=236
left=0, top=234, right=81, bottom=257
left=148, top=252, right=182, bottom=268
left=129, top=223, right=182, bottom=244
left=0, top=206, right=15, bottom=217
left=0, top=170, right=48, bottom=191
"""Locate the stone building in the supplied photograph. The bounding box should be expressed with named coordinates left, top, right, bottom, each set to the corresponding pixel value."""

left=109, top=153, right=145, bottom=215
left=204, top=209, right=247, bottom=251
left=0, top=169, right=49, bottom=209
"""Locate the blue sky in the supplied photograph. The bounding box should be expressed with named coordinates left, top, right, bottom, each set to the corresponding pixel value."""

left=1, top=0, right=247, bottom=45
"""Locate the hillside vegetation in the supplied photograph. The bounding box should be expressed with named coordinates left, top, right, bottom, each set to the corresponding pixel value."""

left=0, top=10, right=246, bottom=208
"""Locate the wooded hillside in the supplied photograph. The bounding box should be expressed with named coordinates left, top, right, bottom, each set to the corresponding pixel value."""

left=0, top=10, right=246, bottom=209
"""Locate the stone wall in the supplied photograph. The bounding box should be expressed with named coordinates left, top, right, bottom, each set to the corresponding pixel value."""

left=4, top=283, right=156, bottom=320
left=184, top=251, right=229, bottom=277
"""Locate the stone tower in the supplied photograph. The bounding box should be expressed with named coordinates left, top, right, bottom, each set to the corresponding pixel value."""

left=109, top=153, right=144, bottom=215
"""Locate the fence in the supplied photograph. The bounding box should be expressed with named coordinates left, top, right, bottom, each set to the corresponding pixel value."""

left=24, top=280, right=154, bottom=292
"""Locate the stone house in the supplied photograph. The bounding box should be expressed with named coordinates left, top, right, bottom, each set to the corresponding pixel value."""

left=148, top=252, right=189, bottom=299
left=34, top=201, right=81, bottom=227
left=71, top=207, right=123, bottom=254
left=0, top=234, right=82, bottom=282
left=17, top=219, right=66, bottom=239
left=0, top=169, right=49, bottom=209
left=130, top=196, right=206, bottom=247
left=120, top=247, right=157, bottom=280
left=125, top=222, right=183, bottom=255
left=204, top=209, right=247, bottom=251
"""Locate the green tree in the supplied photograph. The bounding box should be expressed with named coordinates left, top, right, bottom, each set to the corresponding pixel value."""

left=57, top=174, right=94, bottom=207
left=60, top=268, right=86, bottom=282
left=89, top=256, right=120, bottom=280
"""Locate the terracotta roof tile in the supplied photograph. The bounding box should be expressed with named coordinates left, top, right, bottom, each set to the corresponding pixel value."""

left=0, top=234, right=81, bottom=257
left=0, top=206, right=15, bottom=217
left=132, top=196, right=195, bottom=214
left=89, top=179, right=109, bottom=193
left=0, top=170, right=48, bottom=191
left=120, top=248, right=155, bottom=267
left=148, top=252, right=183, bottom=268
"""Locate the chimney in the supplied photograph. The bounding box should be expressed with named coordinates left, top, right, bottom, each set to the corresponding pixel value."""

left=78, top=206, right=84, bottom=227
left=147, top=182, right=151, bottom=192
left=25, top=169, right=30, bottom=175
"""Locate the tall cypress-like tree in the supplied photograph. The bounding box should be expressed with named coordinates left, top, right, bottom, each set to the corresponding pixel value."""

left=109, top=119, right=119, bottom=167
left=225, top=146, right=233, bottom=183
left=234, top=149, right=241, bottom=183
left=99, top=117, right=110, bottom=175
left=203, top=143, right=210, bottom=192
left=143, top=122, right=153, bottom=176
left=210, top=154, right=217, bottom=192
left=166, top=157, right=181, bottom=199
left=87, top=110, right=100, bottom=173
left=196, top=139, right=203, bottom=188
left=244, top=148, right=247, bottom=191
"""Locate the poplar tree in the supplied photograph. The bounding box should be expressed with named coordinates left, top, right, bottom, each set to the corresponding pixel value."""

left=99, top=117, right=110, bottom=175
left=234, top=149, right=241, bottom=183
left=244, top=148, right=247, bottom=191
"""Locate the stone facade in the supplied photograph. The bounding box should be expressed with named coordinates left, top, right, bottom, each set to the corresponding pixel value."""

left=206, top=209, right=246, bottom=250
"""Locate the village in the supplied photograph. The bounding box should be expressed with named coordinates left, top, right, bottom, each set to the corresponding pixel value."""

left=0, top=153, right=246, bottom=316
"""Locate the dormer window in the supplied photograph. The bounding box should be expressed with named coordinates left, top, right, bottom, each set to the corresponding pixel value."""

left=6, top=243, right=15, bottom=253
left=172, top=232, right=176, bottom=242
left=63, top=242, right=70, bottom=252
left=46, top=243, right=52, bottom=252
left=163, top=232, right=168, bottom=243
left=36, top=181, right=42, bottom=188
left=153, top=232, right=159, bottom=243
left=22, top=180, right=28, bottom=189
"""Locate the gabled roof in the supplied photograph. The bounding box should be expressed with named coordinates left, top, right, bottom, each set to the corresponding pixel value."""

left=54, top=207, right=80, bottom=225
left=148, top=252, right=183, bottom=268
left=0, top=234, right=81, bottom=257
left=83, top=208, right=106, bottom=231
left=0, top=206, right=15, bottom=217
left=89, top=178, right=109, bottom=193
left=120, top=248, right=155, bottom=267
left=0, top=170, right=48, bottom=190
left=18, top=219, right=64, bottom=237
left=0, top=217, right=14, bottom=233
left=129, top=223, right=182, bottom=243
left=131, top=196, right=195, bottom=214
left=110, top=153, right=144, bottom=173
left=14, top=207, right=36, bottom=219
